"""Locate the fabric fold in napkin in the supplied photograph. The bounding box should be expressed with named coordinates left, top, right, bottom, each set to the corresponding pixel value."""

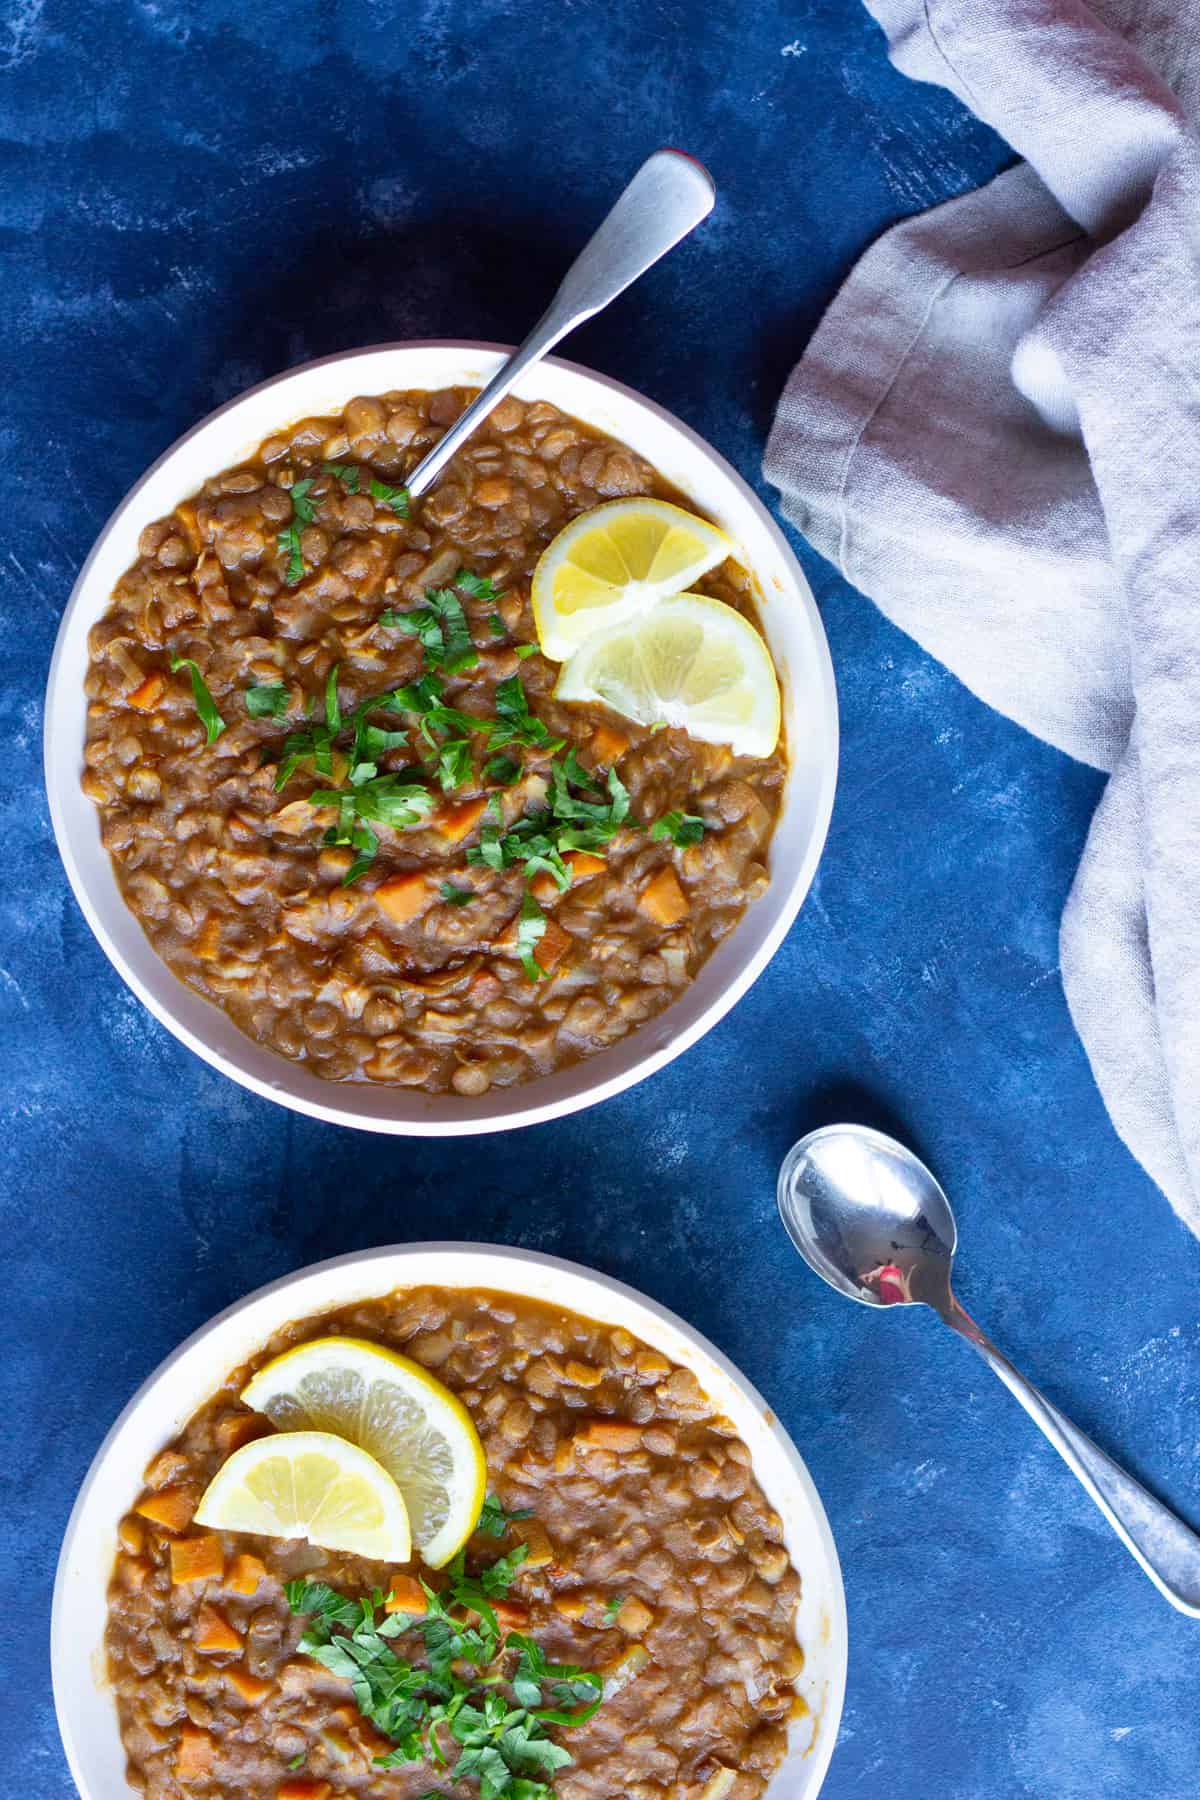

left=765, top=0, right=1200, bottom=1236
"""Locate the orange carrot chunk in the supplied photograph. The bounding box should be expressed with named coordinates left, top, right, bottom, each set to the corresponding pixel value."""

left=385, top=1573, right=429, bottom=1615
left=127, top=672, right=165, bottom=711
left=175, top=1724, right=214, bottom=1782
left=375, top=871, right=432, bottom=924
left=493, top=1599, right=530, bottom=1630
left=637, top=867, right=689, bottom=927
left=195, top=1603, right=242, bottom=1654
left=566, top=850, right=607, bottom=881
left=169, top=1534, right=224, bottom=1586
left=530, top=850, right=607, bottom=905
left=226, top=1665, right=275, bottom=1706
left=534, top=919, right=572, bottom=973
left=226, top=1552, right=267, bottom=1596
left=435, top=796, right=488, bottom=843
left=135, top=1486, right=196, bottom=1534
left=277, top=1780, right=332, bottom=1800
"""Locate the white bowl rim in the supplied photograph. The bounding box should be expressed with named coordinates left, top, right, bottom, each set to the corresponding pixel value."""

left=44, top=341, right=838, bottom=1134
left=51, top=1240, right=848, bottom=1800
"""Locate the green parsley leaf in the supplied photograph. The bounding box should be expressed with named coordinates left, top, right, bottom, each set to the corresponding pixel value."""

left=370, top=477, right=411, bottom=519
left=381, top=582, right=479, bottom=675
left=516, top=890, right=547, bottom=982
left=325, top=663, right=342, bottom=733
left=322, top=460, right=360, bottom=493
left=287, top=1753, right=306, bottom=1770
left=286, top=1571, right=600, bottom=1796
left=391, top=673, right=491, bottom=749
left=435, top=738, right=474, bottom=791
left=514, top=644, right=540, bottom=660
left=290, top=477, right=317, bottom=523
left=650, top=810, right=706, bottom=847
left=426, top=587, right=480, bottom=673
left=602, top=1594, right=625, bottom=1625
left=488, top=676, right=562, bottom=752
left=487, top=613, right=507, bottom=638
left=485, top=756, right=521, bottom=792
left=484, top=753, right=522, bottom=787
left=284, top=1579, right=364, bottom=1639
left=277, top=478, right=317, bottom=585
left=244, top=681, right=289, bottom=720
left=508, top=1635, right=604, bottom=1727
left=476, top=1494, right=534, bottom=1536
left=169, top=655, right=225, bottom=744
left=440, top=881, right=474, bottom=906
left=382, top=604, right=447, bottom=658
left=312, top=772, right=435, bottom=832
left=454, top=569, right=502, bottom=601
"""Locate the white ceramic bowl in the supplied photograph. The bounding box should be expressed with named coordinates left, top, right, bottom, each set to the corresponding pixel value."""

left=51, top=1243, right=847, bottom=1800
left=45, top=343, right=837, bottom=1134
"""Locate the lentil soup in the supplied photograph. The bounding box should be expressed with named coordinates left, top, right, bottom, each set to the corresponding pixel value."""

left=81, top=388, right=785, bottom=1096
left=107, top=1286, right=805, bottom=1800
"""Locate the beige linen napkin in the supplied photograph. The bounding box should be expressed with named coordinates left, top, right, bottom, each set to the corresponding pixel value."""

left=766, top=0, right=1200, bottom=1236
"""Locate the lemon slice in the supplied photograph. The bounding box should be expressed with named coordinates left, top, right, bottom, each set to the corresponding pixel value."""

left=555, top=592, right=781, bottom=758
left=194, top=1429, right=412, bottom=1561
left=532, top=497, right=735, bottom=662
left=240, top=1337, right=486, bottom=1569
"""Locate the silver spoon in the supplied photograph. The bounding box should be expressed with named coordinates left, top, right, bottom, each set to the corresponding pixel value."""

left=405, top=148, right=715, bottom=500
left=778, top=1122, right=1200, bottom=1616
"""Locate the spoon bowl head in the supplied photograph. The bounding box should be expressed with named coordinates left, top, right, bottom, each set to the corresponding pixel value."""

left=777, top=1124, right=957, bottom=1309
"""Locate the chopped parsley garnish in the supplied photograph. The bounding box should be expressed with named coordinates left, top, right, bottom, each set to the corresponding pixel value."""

left=454, top=571, right=503, bottom=601
left=277, top=477, right=316, bottom=585
left=244, top=681, right=289, bottom=720
left=602, top=1595, right=625, bottom=1625
left=169, top=655, right=225, bottom=743
left=310, top=764, right=436, bottom=884
left=287, top=1753, right=306, bottom=1770
left=466, top=751, right=632, bottom=972
left=285, top=1545, right=599, bottom=1800
left=370, top=477, right=411, bottom=519
left=436, top=737, right=474, bottom=792
left=488, top=676, right=563, bottom=753
left=275, top=717, right=335, bottom=789
left=487, top=614, right=507, bottom=638
left=484, top=754, right=521, bottom=787
left=477, top=1494, right=534, bottom=1537
left=382, top=581, right=479, bottom=674
left=650, top=810, right=706, bottom=847
left=273, top=664, right=345, bottom=788
left=507, top=1634, right=603, bottom=1724
left=514, top=644, right=540, bottom=660
left=440, top=881, right=474, bottom=906
left=322, top=460, right=360, bottom=493
left=516, top=890, right=547, bottom=981
left=349, top=697, right=410, bottom=767
left=391, top=672, right=492, bottom=749
left=324, top=663, right=341, bottom=733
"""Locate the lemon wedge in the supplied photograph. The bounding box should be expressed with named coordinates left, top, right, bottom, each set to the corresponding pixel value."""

left=531, top=497, right=735, bottom=662
left=555, top=592, right=781, bottom=758
left=194, top=1429, right=412, bottom=1561
left=240, top=1337, right=486, bottom=1569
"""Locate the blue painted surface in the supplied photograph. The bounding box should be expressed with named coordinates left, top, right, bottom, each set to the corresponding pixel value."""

left=4, top=3, right=1199, bottom=1796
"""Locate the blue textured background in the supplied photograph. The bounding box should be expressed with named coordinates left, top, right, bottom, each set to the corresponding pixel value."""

left=5, top=3, right=1199, bottom=1796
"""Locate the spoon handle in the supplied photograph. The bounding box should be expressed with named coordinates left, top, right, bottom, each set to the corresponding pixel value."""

left=944, top=1299, right=1200, bottom=1617
left=405, top=149, right=715, bottom=499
